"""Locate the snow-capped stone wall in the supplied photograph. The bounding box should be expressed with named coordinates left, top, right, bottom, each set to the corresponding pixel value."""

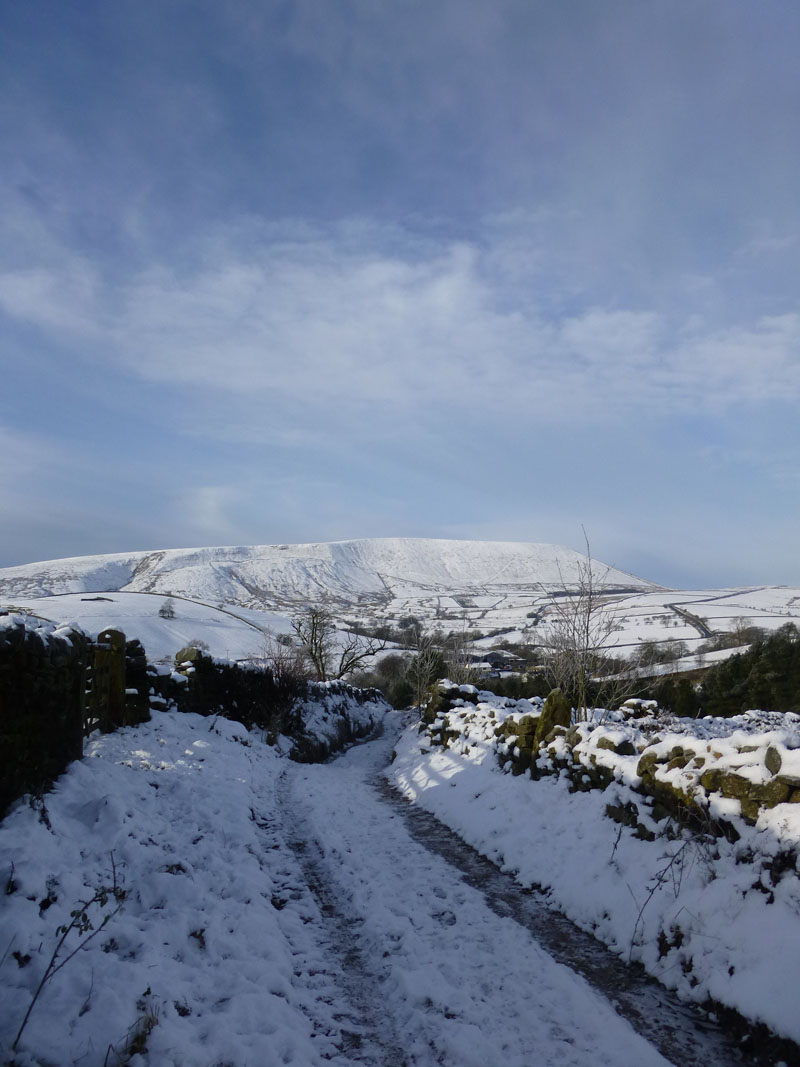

left=0, top=615, right=88, bottom=815
left=168, top=647, right=389, bottom=760
left=397, top=685, right=800, bottom=1042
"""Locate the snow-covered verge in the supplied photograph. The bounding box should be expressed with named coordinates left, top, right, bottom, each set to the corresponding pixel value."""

left=0, top=710, right=390, bottom=1067
left=389, top=686, right=800, bottom=1046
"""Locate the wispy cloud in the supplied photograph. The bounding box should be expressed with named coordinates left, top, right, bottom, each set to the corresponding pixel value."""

left=2, top=218, right=798, bottom=440
left=2, top=1, right=799, bottom=583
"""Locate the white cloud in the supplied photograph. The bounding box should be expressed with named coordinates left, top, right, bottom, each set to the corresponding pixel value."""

left=2, top=218, right=799, bottom=439
left=670, top=315, right=800, bottom=409
left=0, top=264, right=102, bottom=337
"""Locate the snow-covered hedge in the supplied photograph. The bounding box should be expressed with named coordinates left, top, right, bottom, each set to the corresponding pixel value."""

left=168, top=647, right=388, bottom=759
left=288, top=679, right=389, bottom=761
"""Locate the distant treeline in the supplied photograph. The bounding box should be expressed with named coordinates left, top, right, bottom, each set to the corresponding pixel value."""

left=647, top=623, right=800, bottom=717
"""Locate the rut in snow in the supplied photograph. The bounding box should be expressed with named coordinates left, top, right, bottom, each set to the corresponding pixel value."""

left=276, top=767, right=409, bottom=1066
left=373, top=773, right=800, bottom=1067
left=276, top=722, right=800, bottom=1067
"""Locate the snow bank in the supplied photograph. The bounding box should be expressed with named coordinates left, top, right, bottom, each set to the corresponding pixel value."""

left=390, top=689, right=800, bottom=1045
left=0, top=712, right=360, bottom=1066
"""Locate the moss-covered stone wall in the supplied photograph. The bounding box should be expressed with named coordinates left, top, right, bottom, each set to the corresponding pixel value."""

left=422, top=683, right=800, bottom=838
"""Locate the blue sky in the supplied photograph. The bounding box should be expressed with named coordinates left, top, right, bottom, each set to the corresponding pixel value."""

left=1, top=0, right=799, bottom=587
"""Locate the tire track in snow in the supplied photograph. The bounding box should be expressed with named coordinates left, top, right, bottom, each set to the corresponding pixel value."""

left=374, top=775, right=800, bottom=1067
left=275, top=768, right=409, bottom=1066
left=277, top=724, right=800, bottom=1066
left=280, top=735, right=674, bottom=1067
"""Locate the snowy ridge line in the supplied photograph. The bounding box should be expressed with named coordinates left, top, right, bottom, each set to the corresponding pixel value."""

left=4, top=540, right=800, bottom=667
left=0, top=536, right=659, bottom=605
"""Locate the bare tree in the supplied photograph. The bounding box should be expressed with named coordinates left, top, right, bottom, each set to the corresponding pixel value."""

left=444, top=620, right=478, bottom=685
left=291, top=606, right=387, bottom=681
left=404, top=627, right=444, bottom=714
left=247, top=632, right=309, bottom=742
left=291, top=607, right=335, bottom=680
left=158, top=597, right=176, bottom=619
left=538, top=529, right=629, bottom=720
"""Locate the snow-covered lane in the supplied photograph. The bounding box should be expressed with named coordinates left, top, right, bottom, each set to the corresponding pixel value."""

left=282, top=728, right=672, bottom=1067
left=3, top=707, right=768, bottom=1067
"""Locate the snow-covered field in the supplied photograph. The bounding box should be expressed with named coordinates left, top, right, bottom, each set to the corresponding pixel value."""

left=597, top=588, right=800, bottom=655
left=390, top=690, right=800, bottom=1046
left=2, top=710, right=680, bottom=1067
left=0, top=592, right=292, bottom=664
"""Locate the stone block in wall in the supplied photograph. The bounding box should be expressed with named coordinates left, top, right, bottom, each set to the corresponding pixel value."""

left=124, top=639, right=151, bottom=726
left=85, top=628, right=127, bottom=733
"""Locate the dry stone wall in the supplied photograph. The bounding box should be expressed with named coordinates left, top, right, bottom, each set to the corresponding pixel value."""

left=0, top=617, right=152, bottom=817
left=423, top=683, right=800, bottom=839
left=1, top=626, right=388, bottom=820
left=171, top=646, right=386, bottom=759
left=0, top=617, right=87, bottom=816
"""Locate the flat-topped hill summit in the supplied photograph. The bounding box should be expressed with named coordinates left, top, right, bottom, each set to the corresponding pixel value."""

left=0, top=537, right=658, bottom=610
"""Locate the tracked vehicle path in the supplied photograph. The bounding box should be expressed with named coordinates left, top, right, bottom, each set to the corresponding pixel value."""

left=277, top=769, right=409, bottom=1065
left=276, top=724, right=798, bottom=1067
left=375, top=775, right=800, bottom=1067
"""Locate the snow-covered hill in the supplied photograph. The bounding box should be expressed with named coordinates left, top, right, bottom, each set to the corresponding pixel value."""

left=2, top=539, right=800, bottom=662
left=0, top=537, right=656, bottom=607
